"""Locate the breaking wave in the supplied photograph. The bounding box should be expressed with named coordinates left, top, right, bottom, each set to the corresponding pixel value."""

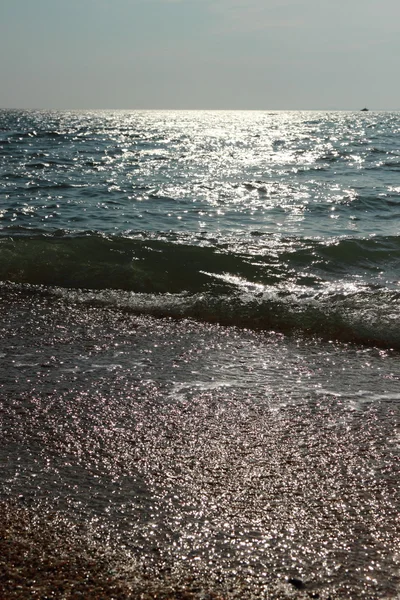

left=1, top=230, right=400, bottom=348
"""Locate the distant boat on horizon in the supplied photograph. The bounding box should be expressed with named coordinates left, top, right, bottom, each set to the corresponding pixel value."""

left=361, top=107, right=369, bottom=111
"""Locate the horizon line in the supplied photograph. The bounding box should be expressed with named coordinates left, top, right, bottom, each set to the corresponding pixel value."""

left=1, top=106, right=398, bottom=112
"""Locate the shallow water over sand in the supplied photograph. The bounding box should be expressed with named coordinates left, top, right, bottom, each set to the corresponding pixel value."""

left=1, top=285, right=399, bottom=598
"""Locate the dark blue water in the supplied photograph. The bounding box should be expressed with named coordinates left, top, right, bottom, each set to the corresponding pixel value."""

left=1, top=109, right=400, bottom=346
left=2, top=109, right=400, bottom=235
left=1, top=110, right=400, bottom=598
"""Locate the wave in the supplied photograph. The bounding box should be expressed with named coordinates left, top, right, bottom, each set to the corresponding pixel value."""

left=1, top=231, right=400, bottom=348
left=2, top=278, right=400, bottom=349
left=1, top=230, right=399, bottom=291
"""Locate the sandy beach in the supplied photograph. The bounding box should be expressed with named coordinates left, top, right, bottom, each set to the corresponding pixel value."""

left=1, top=284, right=400, bottom=598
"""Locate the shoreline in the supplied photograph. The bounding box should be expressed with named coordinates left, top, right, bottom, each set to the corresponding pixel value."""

left=1, top=288, right=400, bottom=599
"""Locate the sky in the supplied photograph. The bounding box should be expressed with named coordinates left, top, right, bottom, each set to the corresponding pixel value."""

left=0, top=0, right=399, bottom=110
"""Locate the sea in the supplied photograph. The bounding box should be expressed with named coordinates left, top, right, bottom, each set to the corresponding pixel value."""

left=1, top=109, right=400, bottom=599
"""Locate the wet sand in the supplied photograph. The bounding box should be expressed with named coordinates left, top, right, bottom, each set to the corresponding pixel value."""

left=1, top=285, right=400, bottom=598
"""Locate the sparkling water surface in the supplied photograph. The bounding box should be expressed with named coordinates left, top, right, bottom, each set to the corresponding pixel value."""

left=1, top=110, right=400, bottom=599
left=2, top=109, right=400, bottom=239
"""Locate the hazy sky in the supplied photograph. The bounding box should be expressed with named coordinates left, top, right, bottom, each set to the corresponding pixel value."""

left=1, top=0, right=399, bottom=110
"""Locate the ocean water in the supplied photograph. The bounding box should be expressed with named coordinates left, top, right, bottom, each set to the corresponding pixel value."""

left=1, top=109, right=400, bottom=598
